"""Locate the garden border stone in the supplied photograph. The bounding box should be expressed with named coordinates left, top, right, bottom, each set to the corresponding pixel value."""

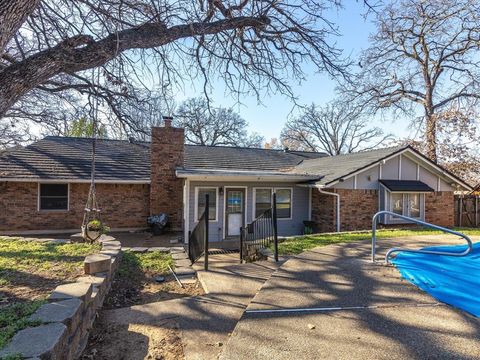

left=0, top=236, right=123, bottom=360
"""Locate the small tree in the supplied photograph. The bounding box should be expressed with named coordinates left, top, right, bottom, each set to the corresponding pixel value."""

left=281, top=102, right=391, bottom=155
left=66, top=117, right=107, bottom=138
left=345, top=0, right=480, bottom=161
left=175, top=97, right=260, bottom=147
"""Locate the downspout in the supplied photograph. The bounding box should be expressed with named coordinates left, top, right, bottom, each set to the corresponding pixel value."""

left=317, top=187, right=340, bottom=233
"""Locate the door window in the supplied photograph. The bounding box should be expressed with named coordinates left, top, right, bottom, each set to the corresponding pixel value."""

left=408, top=194, right=421, bottom=218
left=391, top=193, right=403, bottom=215
left=227, top=191, right=243, bottom=213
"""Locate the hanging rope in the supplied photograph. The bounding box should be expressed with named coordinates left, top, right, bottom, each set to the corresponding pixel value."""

left=81, top=68, right=105, bottom=243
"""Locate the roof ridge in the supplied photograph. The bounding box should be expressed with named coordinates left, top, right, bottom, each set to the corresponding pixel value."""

left=184, top=143, right=325, bottom=154
left=307, top=145, right=406, bottom=160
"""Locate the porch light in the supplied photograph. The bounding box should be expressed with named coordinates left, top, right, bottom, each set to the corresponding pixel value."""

left=219, top=187, right=224, bottom=196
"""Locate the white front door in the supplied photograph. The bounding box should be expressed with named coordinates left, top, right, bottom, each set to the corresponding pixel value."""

left=226, top=189, right=244, bottom=237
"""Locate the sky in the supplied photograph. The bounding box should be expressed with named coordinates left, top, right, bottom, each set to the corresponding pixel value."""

left=173, top=1, right=412, bottom=142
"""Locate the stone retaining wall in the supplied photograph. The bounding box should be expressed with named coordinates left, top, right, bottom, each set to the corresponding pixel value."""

left=0, top=236, right=122, bottom=359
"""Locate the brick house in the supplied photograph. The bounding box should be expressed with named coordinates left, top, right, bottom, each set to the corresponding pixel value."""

left=0, top=119, right=472, bottom=242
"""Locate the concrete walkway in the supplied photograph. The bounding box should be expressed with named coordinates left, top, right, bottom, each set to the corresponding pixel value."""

left=220, top=235, right=480, bottom=360
left=101, top=254, right=281, bottom=360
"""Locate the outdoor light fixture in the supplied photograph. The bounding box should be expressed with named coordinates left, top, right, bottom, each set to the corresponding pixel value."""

left=219, top=187, right=224, bottom=196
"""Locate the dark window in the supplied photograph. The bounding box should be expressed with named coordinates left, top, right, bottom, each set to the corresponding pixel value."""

left=197, top=188, right=217, bottom=220
left=276, top=189, right=292, bottom=219
left=255, top=189, right=272, bottom=217
left=39, top=184, right=68, bottom=210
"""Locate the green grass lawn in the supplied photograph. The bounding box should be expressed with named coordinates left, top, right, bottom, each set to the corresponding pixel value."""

left=0, top=236, right=100, bottom=349
left=118, top=251, right=175, bottom=280
left=0, top=237, right=101, bottom=286
left=273, top=228, right=480, bottom=255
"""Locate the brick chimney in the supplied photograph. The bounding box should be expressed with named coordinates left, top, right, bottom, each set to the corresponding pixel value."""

left=150, top=116, right=184, bottom=230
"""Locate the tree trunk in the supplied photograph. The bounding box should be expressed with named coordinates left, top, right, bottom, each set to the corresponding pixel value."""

left=0, top=16, right=268, bottom=119
left=425, top=113, right=437, bottom=162
left=0, top=0, right=39, bottom=57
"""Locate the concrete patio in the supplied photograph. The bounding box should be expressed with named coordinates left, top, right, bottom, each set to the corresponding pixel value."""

left=220, top=235, right=480, bottom=359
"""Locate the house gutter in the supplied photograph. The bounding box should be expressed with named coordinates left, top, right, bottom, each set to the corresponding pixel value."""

left=317, top=188, right=340, bottom=233
left=299, top=183, right=340, bottom=233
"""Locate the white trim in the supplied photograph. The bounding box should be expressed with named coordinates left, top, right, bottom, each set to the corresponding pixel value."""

left=379, top=164, right=382, bottom=179
left=353, top=175, right=357, bottom=190
left=252, top=187, right=293, bottom=221
left=184, top=179, right=190, bottom=244
left=416, top=164, right=420, bottom=180
left=223, top=186, right=248, bottom=239
left=2, top=178, right=150, bottom=184
left=398, top=154, right=402, bottom=180
left=194, top=186, right=219, bottom=222
left=325, top=148, right=472, bottom=190
left=437, top=176, right=441, bottom=192
left=38, top=182, right=70, bottom=212
left=308, top=187, right=312, bottom=221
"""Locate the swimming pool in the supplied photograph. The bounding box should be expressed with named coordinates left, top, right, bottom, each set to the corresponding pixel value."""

left=391, top=242, right=480, bottom=317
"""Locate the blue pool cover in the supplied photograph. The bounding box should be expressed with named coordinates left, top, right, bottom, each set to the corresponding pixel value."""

left=391, top=242, right=480, bottom=317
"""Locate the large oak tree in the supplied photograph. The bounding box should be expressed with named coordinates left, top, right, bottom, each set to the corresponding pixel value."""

left=280, top=102, right=391, bottom=155
left=0, top=0, right=350, bottom=144
left=344, top=0, right=480, bottom=161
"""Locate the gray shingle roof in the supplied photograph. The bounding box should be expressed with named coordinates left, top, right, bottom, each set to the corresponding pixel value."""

left=184, top=145, right=326, bottom=171
left=0, top=136, right=327, bottom=181
left=0, top=137, right=150, bottom=181
left=292, top=146, right=406, bottom=185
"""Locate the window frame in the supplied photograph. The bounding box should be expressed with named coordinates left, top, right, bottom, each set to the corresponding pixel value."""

left=253, top=187, right=293, bottom=221
left=38, top=183, right=70, bottom=212
left=387, top=192, right=424, bottom=223
left=194, top=186, right=219, bottom=222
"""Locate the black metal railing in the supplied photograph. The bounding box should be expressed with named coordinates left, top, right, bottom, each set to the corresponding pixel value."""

left=240, top=193, right=278, bottom=262
left=188, top=194, right=209, bottom=270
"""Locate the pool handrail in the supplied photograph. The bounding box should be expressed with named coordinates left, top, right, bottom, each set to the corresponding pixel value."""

left=371, top=210, right=473, bottom=264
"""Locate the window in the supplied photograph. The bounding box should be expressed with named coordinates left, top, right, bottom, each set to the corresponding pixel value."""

left=39, top=184, right=69, bottom=211
left=196, top=188, right=217, bottom=221
left=276, top=189, right=292, bottom=219
left=254, top=188, right=292, bottom=219
left=408, top=194, right=421, bottom=218
left=388, top=193, right=423, bottom=221
left=391, top=193, right=403, bottom=215
left=255, top=189, right=272, bottom=218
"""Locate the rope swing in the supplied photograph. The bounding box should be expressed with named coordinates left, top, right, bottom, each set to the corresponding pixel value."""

left=81, top=69, right=106, bottom=243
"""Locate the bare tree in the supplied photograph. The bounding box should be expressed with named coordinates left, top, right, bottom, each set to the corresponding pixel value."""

left=281, top=102, right=391, bottom=155
left=175, top=97, right=261, bottom=147
left=0, top=0, right=350, bottom=145
left=343, top=0, right=480, bottom=161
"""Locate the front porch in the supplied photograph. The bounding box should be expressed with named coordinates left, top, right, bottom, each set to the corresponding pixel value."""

left=182, top=179, right=312, bottom=244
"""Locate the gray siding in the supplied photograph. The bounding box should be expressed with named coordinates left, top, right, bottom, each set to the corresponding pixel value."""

left=187, top=181, right=310, bottom=242
left=332, top=153, right=455, bottom=192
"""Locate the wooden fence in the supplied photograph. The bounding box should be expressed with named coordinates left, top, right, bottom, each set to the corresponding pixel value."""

left=455, top=195, right=479, bottom=227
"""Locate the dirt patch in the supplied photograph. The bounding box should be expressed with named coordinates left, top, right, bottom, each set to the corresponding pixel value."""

left=104, top=270, right=204, bottom=309
left=81, top=313, right=183, bottom=360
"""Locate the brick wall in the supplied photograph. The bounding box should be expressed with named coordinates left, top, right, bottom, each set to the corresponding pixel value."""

left=311, top=190, right=336, bottom=233
left=311, top=188, right=456, bottom=233
left=337, top=189, right=379, bottom=231
left=425, top=191, right=455, bottom=227
left=150, top=121, right=184, bottom=230
left=0, top=182, right=150, bottom=232
left=311, top=188, right=378, bottom=232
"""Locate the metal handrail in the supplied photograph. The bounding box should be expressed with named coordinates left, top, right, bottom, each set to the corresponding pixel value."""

left=371, top=210, right=473, bottom=264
